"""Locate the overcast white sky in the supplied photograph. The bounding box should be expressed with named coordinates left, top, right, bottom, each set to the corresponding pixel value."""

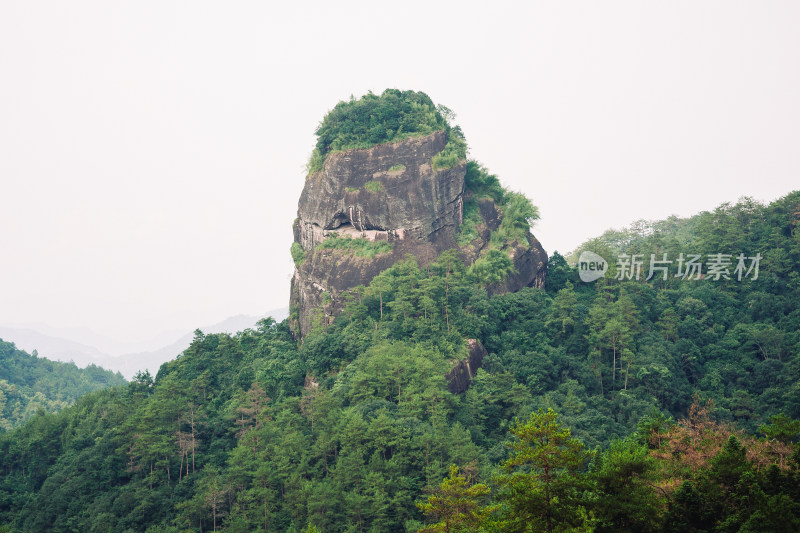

left=1, top=1, right=798, bottom=344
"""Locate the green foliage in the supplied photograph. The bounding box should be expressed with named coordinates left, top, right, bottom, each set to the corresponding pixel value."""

left=759, top=413, right=800, bottom=443
left=310, top=89, right=448, bottom=173
left=468, top=249, right=516, bottom=286
left=495, top=408, right=593, bottom=532
left=659, top=428, right=800, bottom=532
left=290, top=242, right=306, bottom=266
left=364, top=180, right=384, bottom=193
left=591, top=438, right=660, bottom=532
left=306, top=147, right=326, bottom=175
left=464, top=161, right=504, bottom=203
left=307, top=89, right=468, bottom=176
left=431, top=129, right=467, bottom=171
left=456, top=200, right=482, bottom=246
left=316, top=234, right=393, bottom=258
left=388, top=164, right=406, bottom=172
left=461, top=160, right=540, bottom=251
left=563, top=191, right=800, bottom=427
left=416, top=465, right=495, bottom=532
left=587, top=288, right=640, bottom=393
left=0, top=339, right=125, bottom=429
left=544, top=251, right=577, bottom=294
left=491, top=191, right=540, bottom=246
left=1, top=191, right=799, bottom=531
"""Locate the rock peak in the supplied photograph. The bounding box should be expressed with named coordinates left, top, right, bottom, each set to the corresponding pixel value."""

left=295, top=130, right=463, bottom=252
left=289, top=94, right=547, bottom=337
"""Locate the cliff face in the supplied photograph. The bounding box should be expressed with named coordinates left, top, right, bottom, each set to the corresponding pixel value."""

left=290, top=131, right=547, bottom=337
left=446, top=339, right=488, bottom=394
left=294, top=131, right=463, bottom=251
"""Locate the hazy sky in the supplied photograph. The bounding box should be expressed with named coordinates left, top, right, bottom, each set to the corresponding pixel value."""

left=1, top=1, right=798, bottom=343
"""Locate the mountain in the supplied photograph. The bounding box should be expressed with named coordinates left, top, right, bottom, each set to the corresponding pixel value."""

left=0, top=308, right=289, bottom=380
left=290, top=89, right=546, bottom=336
left=0, top=91, right=797, bottom=532
left=111, top=311, right=289, bottom=379
left=0, top=322, right=185, bottom=357
left=0, top=339, right=126, bottom=430
left=0, top=327, right=109, bottom=368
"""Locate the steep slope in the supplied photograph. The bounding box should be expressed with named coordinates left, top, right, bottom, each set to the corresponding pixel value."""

left=290, top=90, right=547, bottom=336
left=1, top=192, right=799, bottom=532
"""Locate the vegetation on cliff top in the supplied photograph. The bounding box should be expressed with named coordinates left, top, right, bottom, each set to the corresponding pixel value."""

left=306, top=89, right=466, bottom=175
left=304, top=89, right=537, bottom=279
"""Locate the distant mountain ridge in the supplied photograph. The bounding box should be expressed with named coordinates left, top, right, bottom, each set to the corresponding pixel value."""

left=0, top=339, right=126, bottom=429
left=0, top=308, right=289, bottom=379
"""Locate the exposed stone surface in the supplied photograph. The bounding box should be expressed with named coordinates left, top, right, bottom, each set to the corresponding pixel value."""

left=458, top=197, right=548, bottom=295
left=495, top=234, right=548, bottom=294
left=446, top=339, right=488, bottom=394
left=294, top=130, right=463, bottom=251
left=290, top=131, right=548, bottom=337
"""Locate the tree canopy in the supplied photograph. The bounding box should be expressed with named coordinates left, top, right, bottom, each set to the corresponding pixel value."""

left=0, top=339, right=125, bottom=430
left=307, top=89, right=466, bottom=174
left=0, top=191, right=799, bottom=531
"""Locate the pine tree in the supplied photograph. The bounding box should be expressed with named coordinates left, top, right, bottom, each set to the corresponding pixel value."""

left=495, top=408, right=592, bottom=532
left=416, top=465, right=495, bottom=532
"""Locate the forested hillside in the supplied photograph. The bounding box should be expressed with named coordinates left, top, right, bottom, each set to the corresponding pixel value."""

left=0, top=192, right=798, bottom=532
left=0, top=339, right=126, bottom=430
left=561, top=193, right=800, bottom=432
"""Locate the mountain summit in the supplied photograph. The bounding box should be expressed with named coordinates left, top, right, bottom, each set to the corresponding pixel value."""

left=290, top=90, right=547, bottom=336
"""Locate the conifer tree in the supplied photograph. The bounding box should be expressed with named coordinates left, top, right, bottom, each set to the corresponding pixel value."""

left=496, top=408, right=592, bottom=532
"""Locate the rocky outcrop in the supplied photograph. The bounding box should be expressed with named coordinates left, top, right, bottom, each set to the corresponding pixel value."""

left=446, top=339, right=488, bottom=394
left=459, top=198, right=548, bottom=295
left=496, top=234, right=548, bottom=294
left=294, top=131, right=463, bottom=251
left=290, top=131, right=547, bottom=337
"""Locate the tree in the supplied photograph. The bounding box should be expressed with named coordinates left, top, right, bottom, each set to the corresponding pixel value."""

left=544, top=251, right=574, bottom=294
left=591, top=439, right=660, bottom=532
left=416, top=465, right=494, bottom=533
left=545, top=282, right=579, bottom=342
left=656, top=306, right=679, bottom=343
left=758, top=413, right=800, bottom=444
left=496, top=408, right=592, bottom=532
left=198, top=466, right=228, bottom=531
left=587, top=290, right=640, bottom=392
left=496, top=191, right=540, bottom=242
left=749, top=323, right=786, bottom=361
left=469, top=249, right=516, bottom=287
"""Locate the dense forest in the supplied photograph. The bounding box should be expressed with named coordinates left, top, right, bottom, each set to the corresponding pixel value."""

left=1, top=188, right=799, bottom=532
left=0, top=339, right=126, bottom=431
left=2, top=90, right=798, bottom=531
